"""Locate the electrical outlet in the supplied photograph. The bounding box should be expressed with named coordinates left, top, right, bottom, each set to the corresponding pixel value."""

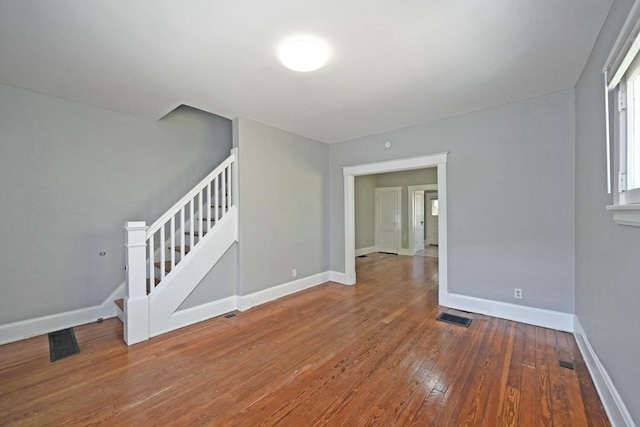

left=292, top=268, right=297, bottom=277
left=514, top=288, right=523, bottom=299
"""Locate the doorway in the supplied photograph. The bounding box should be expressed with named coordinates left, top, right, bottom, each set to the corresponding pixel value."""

left=426, top=192, right=439, bottom=246
left=374, top=187, right=401, bottom=254
left=342, top=152, right=449, bottom=306
left=408, top=184, right=438, bottom=256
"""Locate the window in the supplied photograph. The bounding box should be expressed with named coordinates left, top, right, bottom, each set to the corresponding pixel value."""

left=603, top=0, right=640, bottom=226
left=621, top=54, right=640, bottom=204
left=431, top=199, right=439, bottom=216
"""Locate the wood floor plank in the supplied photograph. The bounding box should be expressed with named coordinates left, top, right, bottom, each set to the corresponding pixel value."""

left=483, top=321, right=516, bottom=426
left=0, top=253, right=610, bottom=426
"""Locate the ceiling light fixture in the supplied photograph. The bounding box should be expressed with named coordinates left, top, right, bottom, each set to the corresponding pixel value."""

left=278, top=38, right=331, bottom=72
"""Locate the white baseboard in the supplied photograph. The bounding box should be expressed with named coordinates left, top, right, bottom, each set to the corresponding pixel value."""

left=398, top=248, right=414, bottom=256
left=355, top=246, right=376, bottom=256
left=152, top=296, right=237, bottom=337
left=447, top=293, right=574, bottom=332
left=329, top=270, right=353, bottom=285
left=236, top=272, right=331, bottom=312
left=0, top=281, right=125, bottom=346
left=573, top=318, right=636, bottom=427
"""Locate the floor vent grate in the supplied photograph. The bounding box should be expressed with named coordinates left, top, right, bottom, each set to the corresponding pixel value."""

left=559, top=360, right=575, bottom=370
left=48, top=328, right=80, bottom=362
left=436, top=312, right=472, bottom=328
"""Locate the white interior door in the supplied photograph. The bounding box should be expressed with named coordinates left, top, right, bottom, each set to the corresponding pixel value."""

left=426, top=193, right=439, bottom=245
left=414, top=191, right=425, bottom=253
left=375, top=188, right=400, bottom=254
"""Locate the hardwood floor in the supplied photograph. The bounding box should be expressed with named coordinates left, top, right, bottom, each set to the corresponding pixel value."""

left=0, top=253, right=609, bottom=426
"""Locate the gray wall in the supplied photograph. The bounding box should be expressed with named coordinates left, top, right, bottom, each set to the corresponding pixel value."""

left=234, top=117, right=330, bottom=295
left=0, top=84, right=233, bottom=324
left=355, top=169, right=437, bottom=250
left=179, top=245, right=237, bottom=310
left=330, top=90, right=576, bottom=313
left=355, top=175, right=376, bottom=249
left=575, top=0, right=640, bottom=423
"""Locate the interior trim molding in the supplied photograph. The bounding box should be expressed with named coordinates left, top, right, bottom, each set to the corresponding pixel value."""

left=407, top=184, right=438, bottom=256
left=153, top=296, right=237, bottom=337
left=0, top=271, right=337, bottom=346
left=573, top=317, right=636, bottom=427
left=343, top=152, right=449, bottom=302
left=329, top=270, right=352, bottom=285
left=606, top=204, right=640, bottom=227
left=447, top=293, right=574, bottom=332
left=355, top=246, right=377, bottom=257
left=236, top=271, right=331, bottom=311
left=0, top=281, right=125, bottom=346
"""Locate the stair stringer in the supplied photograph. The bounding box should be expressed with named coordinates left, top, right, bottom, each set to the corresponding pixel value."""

left=149, top=206, right=237, bottom=337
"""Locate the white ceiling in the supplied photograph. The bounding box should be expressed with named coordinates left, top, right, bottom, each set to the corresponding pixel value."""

left=0, top=0, right=613, bottom=143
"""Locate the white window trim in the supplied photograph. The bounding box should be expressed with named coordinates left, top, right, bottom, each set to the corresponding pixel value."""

left=605, top=204, right=640, bottom=226
left=604, top=0, right=640, bottom=227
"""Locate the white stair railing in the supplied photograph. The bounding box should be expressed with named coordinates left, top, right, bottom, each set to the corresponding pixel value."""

left=123, top=148, right=237, bottom=344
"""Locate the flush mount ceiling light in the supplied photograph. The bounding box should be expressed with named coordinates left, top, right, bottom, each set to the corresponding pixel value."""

left=278, top=38, right=331, bottom=72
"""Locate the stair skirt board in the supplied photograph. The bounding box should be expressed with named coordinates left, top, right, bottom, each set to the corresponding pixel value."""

left=151, top=296, right=237, bottom=337
left=149, top=208, right=237, bottom=336
left=151, top=272, right=332, bottom=337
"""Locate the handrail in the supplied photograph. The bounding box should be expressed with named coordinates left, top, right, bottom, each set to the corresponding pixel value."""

left=146, top=153, right=235, bottom=237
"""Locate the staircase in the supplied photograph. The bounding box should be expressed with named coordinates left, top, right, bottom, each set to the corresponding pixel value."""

left=119, top=148, right=238, bottom=345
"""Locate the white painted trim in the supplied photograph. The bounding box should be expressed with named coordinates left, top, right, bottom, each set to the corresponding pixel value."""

left=408, top=184, right=438, bottom=255
left=149, top=208, right=237, bottom=336
left=355, top=246, right=376, bottom=256
left=447, top=293, right=574, bottom=332
left=606, top=204, right=640, bottom=227
left=343, top=152, right=448, bottom=302
left=343, top=152, right=448, bottom=176
left=1, top=270, right=341, bottom=345
left=152, top=296, right=237, bottom=337
left=236, top=272, right=330, bottom=311
left=397, top=248, right=414, bottom=256
left=343, top=175, right=357, bottom=285
left=146, top=153, right=235, bottom=236
left=329, top=270, right=352, bottom=285
left=574, top=318, right=636, bottom=427
left=0, top=281, right=125, bottom=346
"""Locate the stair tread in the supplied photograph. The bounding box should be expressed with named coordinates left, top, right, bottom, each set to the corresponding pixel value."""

left=114, top=299, right=124, bottom=311
left=154, top=261, right=173, bottom=272
left=174, top=245, right=191, bottom=253
left=185, top=231, right=207, bottom=236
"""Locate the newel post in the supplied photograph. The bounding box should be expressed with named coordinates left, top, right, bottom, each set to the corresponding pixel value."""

left=124, top=221, right=149, bottom=345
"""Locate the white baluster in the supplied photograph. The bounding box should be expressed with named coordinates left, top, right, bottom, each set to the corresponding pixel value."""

left=214, top=176, right=219, bottom=221
left=148, top=233, right=154, bottom=291
left=180, top=206, right=185, bottom=260
left=231, top=147, right=239, bottom=208
left=207, top=182, right=212, bottom=231
left=170, top=216, right=175, bottom=269
left=198, top=191, right=203, bottom=240
left=221, top=169, right=227, bottom=215
left=226, top=166, right=231, bottom=209
left=189, top=199, right=194, bottom=249
left=159, top=224, right=166, bottom=280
